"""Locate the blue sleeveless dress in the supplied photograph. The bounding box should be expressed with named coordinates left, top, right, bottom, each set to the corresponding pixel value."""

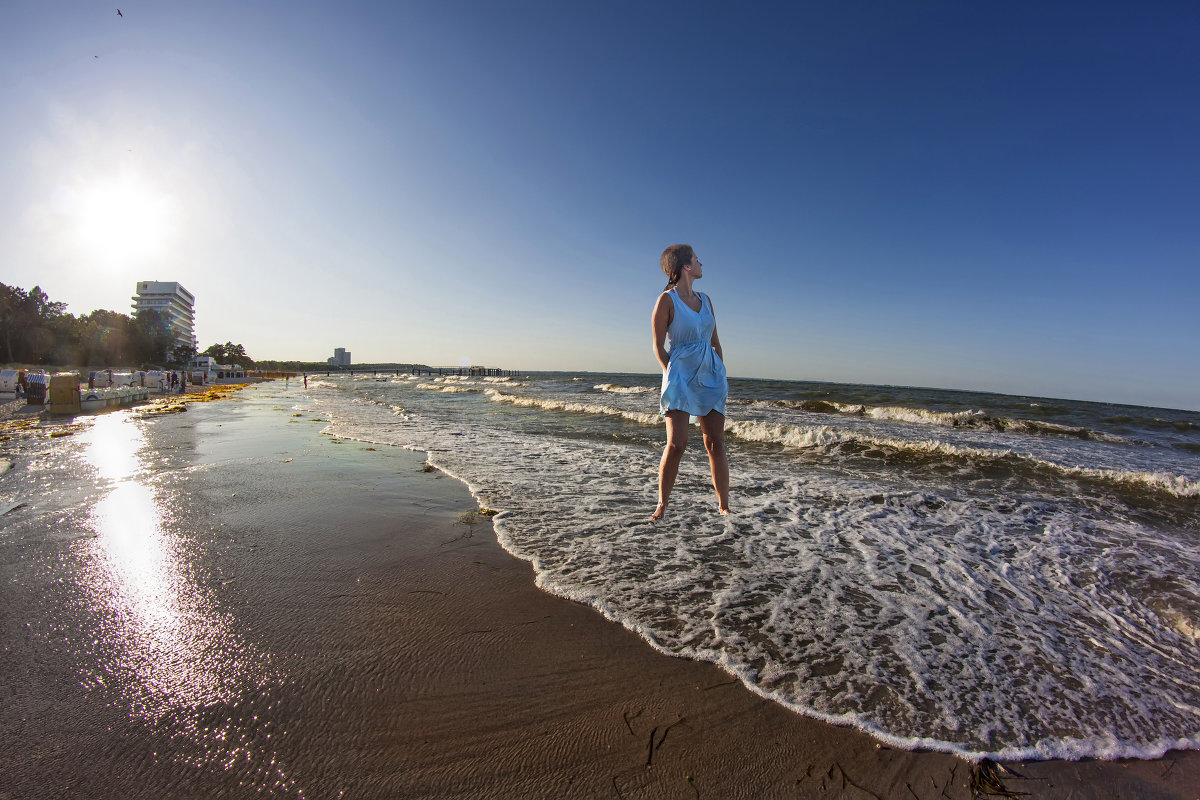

left=660, top=289, right=728, bottom=417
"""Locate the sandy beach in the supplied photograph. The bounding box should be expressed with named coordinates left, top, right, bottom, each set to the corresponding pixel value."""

left=0, top=383, right=1196, bottom=799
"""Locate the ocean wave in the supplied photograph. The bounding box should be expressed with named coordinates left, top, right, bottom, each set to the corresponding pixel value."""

left=725, top=419, right=1199, bottom=499
left=593, top=383, right=655, bottom=395
left=481, top=390, right=1197, bottom=499
left=349, top=397, right=409, bottom=418
left=753, top=399, right=1130, bottom=443
left=416, top=383, right=483, bottom=394
left=485, top=389, right=661, bottom=426
left=1108, top=415, right=1199, bottom=433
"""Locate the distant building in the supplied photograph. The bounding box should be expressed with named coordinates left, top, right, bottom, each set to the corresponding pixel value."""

left=190, top=355, right=245, bottom=381
left=131, top=281, right=197, bottom=352
left=327, top=347, right=351, bottom=367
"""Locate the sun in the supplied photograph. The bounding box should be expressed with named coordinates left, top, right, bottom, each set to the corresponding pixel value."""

left=69, top=174, right=174, bottom=269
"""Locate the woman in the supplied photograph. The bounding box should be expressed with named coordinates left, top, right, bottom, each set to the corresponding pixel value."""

left=651, top=244, right=729, bottom=520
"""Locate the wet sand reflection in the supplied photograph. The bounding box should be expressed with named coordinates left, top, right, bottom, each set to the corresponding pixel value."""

left=77, top=412, right=291, bottom=789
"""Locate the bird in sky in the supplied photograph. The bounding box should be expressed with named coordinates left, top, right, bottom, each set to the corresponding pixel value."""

left=116, top=8, right=123, bottom=17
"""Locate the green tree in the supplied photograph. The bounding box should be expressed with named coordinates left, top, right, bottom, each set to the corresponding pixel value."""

left=226, top=342, right=253, bottom=367
left=132, top=308, right=173, bottom=366
left=169, top=343, right=197, bottom=369
left=0, top=283, right=67, bottom=363
left=78, top=310, right=135, bottom=365
left=49, top=312, right=84, bottom=365
left=0, top=283, right=28, bottom=362
left=200, top=341, right=254, bottom=367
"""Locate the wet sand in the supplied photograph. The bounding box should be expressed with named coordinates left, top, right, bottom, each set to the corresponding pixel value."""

left=1, top=383, right=1196, bottom=798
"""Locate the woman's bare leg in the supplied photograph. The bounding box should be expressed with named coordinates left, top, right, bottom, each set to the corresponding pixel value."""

left=699, top=411, right=730, bottom=514
left=653, top=411, right=689, bottom=520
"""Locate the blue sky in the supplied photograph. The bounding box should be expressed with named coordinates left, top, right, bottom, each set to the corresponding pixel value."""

left=2, top=1, right=1198, bottom=410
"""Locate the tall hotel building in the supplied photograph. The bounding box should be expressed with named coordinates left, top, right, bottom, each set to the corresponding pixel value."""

left=131, top=281, right=198, bottom=351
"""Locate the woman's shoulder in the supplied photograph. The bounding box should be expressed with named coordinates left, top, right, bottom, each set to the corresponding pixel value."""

left=653, top=290, right=675, bottom=323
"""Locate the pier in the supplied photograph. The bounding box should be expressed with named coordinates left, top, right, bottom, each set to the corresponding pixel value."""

left=318, top=364, right=519, bottom=378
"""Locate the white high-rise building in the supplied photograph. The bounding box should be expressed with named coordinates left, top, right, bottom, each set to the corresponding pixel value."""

left=131, top=281, right=197, bottom=352
left=327, top=347, right=351, bottom=367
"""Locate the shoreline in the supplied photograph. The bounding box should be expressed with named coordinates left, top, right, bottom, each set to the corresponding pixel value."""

left=1, top=381, right=1196, bottom=797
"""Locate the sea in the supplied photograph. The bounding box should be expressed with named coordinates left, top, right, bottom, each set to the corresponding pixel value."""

left=308, top=370, right=1200, bottom=763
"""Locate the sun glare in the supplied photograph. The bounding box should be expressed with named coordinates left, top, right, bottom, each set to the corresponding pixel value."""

left=69, top=174, right=174, bottom=268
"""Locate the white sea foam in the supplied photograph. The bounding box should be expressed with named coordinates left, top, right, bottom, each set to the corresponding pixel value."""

left=593, top=383, right=655, bottom=395
left=416, top=383, right=482, bottom=393
left=726, top=419, right=1199, bottom=498
left=349, top=397, right=408, bottom=418
left=753, top=399, right=1130, bottom=443
left=486, top=389, right=662, bottom=426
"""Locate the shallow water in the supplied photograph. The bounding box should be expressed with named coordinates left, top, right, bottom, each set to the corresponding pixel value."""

left=0, top=386, right=480, bottom=798
left=310, top=371, right=1200, bottom=761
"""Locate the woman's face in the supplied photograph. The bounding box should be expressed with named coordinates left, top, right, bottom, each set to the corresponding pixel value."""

left=684, top=254, right=703, bottom=279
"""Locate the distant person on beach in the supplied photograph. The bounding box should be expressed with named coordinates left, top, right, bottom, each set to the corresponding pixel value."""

left=651, top=244, right=729, bottom=520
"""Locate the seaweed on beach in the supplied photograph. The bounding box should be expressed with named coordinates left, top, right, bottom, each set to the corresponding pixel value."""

left=458, top=508, right=499, bottom=525
left=134, top=402, right=187, bottom=417
left=0, top=417, right=82, bottom=440
left=970, top=759, right=1028, bottom=798
left=0, top=418, right=41, bottom=437
left=137, top=384, right=251, bottom=417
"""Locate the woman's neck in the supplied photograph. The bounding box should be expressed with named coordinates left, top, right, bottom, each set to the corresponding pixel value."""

left=674, top=274, right=697, bottom=297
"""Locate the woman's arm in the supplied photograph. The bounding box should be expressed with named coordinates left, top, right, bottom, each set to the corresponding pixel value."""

left=651, top=293, right=673, bottom=371
left=708, top=296, right=724, bottom=361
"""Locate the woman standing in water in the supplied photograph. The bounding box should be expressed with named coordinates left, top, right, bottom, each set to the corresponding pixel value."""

left=651, top=244, right=729, bottom=520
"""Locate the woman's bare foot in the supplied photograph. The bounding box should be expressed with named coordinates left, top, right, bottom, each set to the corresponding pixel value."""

left=651, top=502, right=667, bottom=521
left=719, top=506, right=731, bottom=516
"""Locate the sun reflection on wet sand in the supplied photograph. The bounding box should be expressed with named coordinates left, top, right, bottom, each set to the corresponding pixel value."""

left=79, top=412, right=273, bottom=726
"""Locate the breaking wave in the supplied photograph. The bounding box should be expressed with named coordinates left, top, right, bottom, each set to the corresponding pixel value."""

left=750, top=399, right=1129, bottom=443
left=485, top=390, right=1198, bottom=500
left=594, top=383, right=655, bottom=395
left=486, top=389, right=661, bottom=426
left=726, top=419, right=1198, bottom=499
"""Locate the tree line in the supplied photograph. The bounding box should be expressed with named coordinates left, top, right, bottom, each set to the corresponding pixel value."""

left=198, top=341, right=255, bottom=368
left=1, top=282, right=254, bottom=369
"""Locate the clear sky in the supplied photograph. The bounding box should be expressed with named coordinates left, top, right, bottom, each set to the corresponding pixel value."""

left=3, top=1, right=1198, bottom=410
